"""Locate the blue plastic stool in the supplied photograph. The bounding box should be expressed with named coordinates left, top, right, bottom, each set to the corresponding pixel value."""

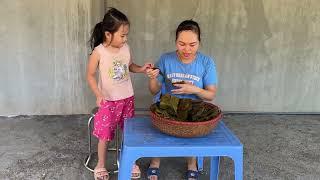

left=118, top=117, right=243, bottom=180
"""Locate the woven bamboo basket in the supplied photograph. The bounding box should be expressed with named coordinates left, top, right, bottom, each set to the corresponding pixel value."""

left=150, top=102, right=223, bottom=138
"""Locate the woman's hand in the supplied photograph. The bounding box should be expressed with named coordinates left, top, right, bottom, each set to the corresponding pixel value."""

left=147, top=67, right=162, bottom=95
left=129, top=62, right=152, bottom=73
left=96, top=95, right=104, bottom=107
left=141, top=62, right=153, bottom=74
left=173, top=84, right=217, bottom=101
left=171, top=83, right=201, bottom=95
left=146, top=67, right=160, bottom=79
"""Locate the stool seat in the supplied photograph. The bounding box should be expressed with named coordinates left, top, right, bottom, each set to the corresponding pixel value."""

left=91, top=107, right=99, bottom=115
left=118, top=117, right=243, bottom=180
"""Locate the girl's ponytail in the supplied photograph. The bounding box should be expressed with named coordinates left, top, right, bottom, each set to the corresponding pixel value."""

left=89, top=22, right=104, bottom=50
left=89, top=8, right=129, bottom=50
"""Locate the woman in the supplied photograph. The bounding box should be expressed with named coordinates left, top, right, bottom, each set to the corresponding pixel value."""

left=146, top=20, right=218, bottom=180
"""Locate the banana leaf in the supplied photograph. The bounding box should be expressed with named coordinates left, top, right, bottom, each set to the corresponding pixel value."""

left=152, top=94, right=220, bottom=122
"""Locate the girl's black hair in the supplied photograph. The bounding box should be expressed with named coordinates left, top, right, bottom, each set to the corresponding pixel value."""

left=175, top=20, right=201, bottom=42
left=89, top=7, right=130, bottom=50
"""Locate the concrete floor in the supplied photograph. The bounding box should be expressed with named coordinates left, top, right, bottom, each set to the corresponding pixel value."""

left=0, top=114, right=319, bottom=180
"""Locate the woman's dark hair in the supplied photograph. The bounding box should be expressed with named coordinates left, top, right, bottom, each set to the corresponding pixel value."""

left=175, top=20, right=201, bottom=42
left=89, top=8, right=130, bottom=50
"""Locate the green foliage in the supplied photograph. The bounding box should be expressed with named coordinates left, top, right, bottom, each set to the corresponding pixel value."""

left=152, top=94, right=220, bottom=122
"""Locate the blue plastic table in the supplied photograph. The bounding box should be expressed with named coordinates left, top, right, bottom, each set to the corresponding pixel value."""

left=118, top=117, right=243, bottom=180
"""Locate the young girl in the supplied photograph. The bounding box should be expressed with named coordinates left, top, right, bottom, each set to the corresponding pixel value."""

left=87, top=8, right=151, bottom=180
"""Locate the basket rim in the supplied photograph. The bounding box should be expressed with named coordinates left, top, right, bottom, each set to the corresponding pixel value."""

left=150, top=102, right=223, bottom=125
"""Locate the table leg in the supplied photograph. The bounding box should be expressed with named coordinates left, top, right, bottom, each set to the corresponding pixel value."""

left=118, top=149, right=137, bottom=180
left=234, top=154, right=243, bottom=180
left=210, top=156, right=220, bottom=180
left=197, top=157, right=204, bottom=172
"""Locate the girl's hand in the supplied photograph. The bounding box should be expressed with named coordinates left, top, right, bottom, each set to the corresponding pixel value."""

left=141, top=62, right=153, bottom=73
left=146, top=67, right=160, bottom=79
left=171, top=83, right=201, bottom=95
left=96, top=95, right=104, bottom=107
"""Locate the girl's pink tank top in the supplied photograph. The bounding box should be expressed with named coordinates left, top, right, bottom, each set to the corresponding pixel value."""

left=94, top=43, right=134, bottom=101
